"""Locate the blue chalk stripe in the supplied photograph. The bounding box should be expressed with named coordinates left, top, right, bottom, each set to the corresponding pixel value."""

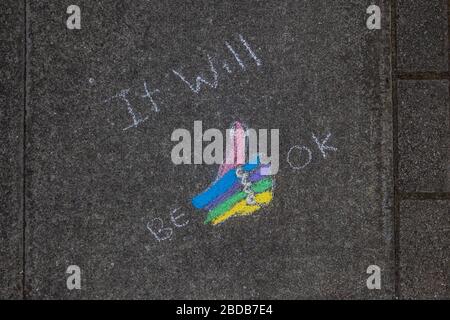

left=192, top=161, right=259, bottom=209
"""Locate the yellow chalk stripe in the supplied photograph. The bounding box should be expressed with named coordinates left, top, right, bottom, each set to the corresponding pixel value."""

left=211, top=191, right=273, bottom=225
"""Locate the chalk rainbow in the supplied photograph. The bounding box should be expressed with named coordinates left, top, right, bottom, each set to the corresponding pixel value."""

left=192, top=122, right=275, bottom=225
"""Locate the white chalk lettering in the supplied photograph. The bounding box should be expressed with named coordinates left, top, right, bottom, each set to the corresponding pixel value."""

left=146, top=218, right=173, bottom=242
left=103, top=34, right=264, bottom=131
left=147, top=208, right=190, bottom=243
left=312, top=133, right=337, bottom=159
left=106, top=89, right=148, bottom=131
left=141, top=81, right=160, bottom=112
left=172, top=54, right=218, bottom=94
left=239, top=34, right=262, bottom=66
left=170, top=207, right=189, bottom=228
left=225, top=41, right=246, bottom=70
left=287, top=145, right=312, bottom=170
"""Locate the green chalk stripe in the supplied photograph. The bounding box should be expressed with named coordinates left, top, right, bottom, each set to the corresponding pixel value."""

left=205, top=178, right=273, bottom=223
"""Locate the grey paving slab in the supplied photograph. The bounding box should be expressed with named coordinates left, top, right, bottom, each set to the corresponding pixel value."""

left=25, top=0, right=393, bottom=299
left=0, top=0, right=24, bottom=299
left=397, top=0, right=449, bottom=72
left=398, top=80, right=449, bottom=192
left=400, top=200, right=449, bottom=299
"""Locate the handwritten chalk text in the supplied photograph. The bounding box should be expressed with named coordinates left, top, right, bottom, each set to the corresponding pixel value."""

left=146, top=207, right=189, bottom=242
left=287, top=133, right=337, bottom=170
left=104, top=34, right=262, bottom=131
